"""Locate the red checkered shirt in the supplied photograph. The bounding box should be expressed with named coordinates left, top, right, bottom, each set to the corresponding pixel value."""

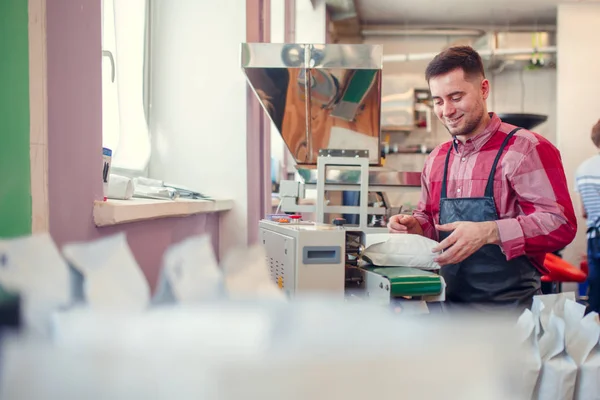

left=413, top=113, right=577, bottom=273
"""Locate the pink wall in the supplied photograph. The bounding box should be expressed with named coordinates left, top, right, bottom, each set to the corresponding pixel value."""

left=46, top=0, right=103, bottom=246
left=46, top=0, right=220, bottom=290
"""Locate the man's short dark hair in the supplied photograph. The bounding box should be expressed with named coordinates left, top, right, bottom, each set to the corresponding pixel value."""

left=592, top=119, right=600, bottom=148
left=425, top=46, right=486, bottom=83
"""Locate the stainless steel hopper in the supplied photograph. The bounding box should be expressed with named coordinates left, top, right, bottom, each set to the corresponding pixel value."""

left=241, top=43, right=421, bottom=188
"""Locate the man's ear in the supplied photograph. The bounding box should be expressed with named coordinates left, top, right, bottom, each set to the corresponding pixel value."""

left=481, top=79, right=490, bottom=100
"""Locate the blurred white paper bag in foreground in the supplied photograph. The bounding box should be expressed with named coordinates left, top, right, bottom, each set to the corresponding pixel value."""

left=565, top=307, right=600, bottom=400
left=221, top=245, right=285, bottom=301
left=515, top=309, right=542, bottom=399
left=152, top=235, right=225, bottom=305
left=0, top=233, right=70, bottom=335
left=62, top=233, right=150, bottom=312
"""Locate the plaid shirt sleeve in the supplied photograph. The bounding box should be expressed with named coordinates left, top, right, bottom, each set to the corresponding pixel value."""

left=495, top=140, right=577, bottom=260
left=413, top=153, right=438, bottom=241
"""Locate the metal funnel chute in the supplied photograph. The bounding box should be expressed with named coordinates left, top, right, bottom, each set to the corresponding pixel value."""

left=241, top=43, right=383, bottom=165
left=497, top=113, right=548, bottom=130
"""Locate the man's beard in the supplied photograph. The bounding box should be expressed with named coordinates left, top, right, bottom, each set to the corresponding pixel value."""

left=445, top=110, right=483, bottom=137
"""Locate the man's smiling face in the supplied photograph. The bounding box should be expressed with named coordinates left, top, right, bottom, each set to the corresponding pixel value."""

left=429, top=68, right=490, bottom=139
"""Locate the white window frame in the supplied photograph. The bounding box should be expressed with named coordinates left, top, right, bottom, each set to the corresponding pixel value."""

left=101, top=0, right=152, bottom=178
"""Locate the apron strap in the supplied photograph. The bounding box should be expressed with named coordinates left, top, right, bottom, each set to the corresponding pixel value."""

left=484, top=127, right=522, bottom=198
left=440, top=141, right=454, bottom=199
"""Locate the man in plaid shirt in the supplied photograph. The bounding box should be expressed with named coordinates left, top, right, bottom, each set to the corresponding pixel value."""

left=388, top=46, right=577, bottom=312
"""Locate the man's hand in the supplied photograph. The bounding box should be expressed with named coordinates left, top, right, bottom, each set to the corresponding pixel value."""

left=387, top=214, right=424, bottom=236
left=432, top=221, right=500, bottom=266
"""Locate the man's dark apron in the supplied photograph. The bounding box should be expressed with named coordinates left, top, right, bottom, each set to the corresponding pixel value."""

left=439, top=128, right=541, bottom=313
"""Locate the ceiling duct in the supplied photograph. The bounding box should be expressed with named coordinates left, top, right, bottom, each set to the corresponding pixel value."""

left=325, top=0, right=363, bottom=43
left=383, top=30, right=557, bottom=70
left=325, top=0, right=357, bottom=21
left=472, top=31, right=557, bottom=72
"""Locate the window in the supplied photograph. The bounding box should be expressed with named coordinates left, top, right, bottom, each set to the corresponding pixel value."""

left=101, top=0, right=151, bottom=176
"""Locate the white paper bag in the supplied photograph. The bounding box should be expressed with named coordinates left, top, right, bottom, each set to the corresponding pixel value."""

left=362, top=233, right=441, bottom=270
left=0, top=233, right=71, bottom=335
left=531, top=295, right=545, bottom=340
left=533, top=292, right=576, bottom=333
left=566, top=311, right=600, bottom=400
left=62, top=233, right=150, bottom=312
left=535, top=312, right=578, bottom=400
left=221, top=245, right=286, bottom=301
left=516, top=309, right=542, bottom=399
left=152, top=235, right=225, bottom=305
left=563, top=299, right=587, bottom=344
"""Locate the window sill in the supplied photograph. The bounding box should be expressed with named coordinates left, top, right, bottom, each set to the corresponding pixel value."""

left=93, top=198, right=234, bottom=227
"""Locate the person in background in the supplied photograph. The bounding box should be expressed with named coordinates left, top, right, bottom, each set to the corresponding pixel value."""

left=388, top=46, right=577, bottom=312
left=575, top=120, right=600, bottom=313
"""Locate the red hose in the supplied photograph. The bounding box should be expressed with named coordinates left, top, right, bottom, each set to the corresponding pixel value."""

left=541, top=253, right=587, bottom=283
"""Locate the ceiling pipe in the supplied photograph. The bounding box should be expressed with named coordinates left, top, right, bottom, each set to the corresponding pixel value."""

left=362, top=24, right=557, bottom=36
left=362, top=28, right=485, bottom=37
left=382, top=46, right=557, bottom=63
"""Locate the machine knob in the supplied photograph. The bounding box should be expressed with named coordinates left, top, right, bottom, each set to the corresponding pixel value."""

left=332, top=218, right=347, bottom=227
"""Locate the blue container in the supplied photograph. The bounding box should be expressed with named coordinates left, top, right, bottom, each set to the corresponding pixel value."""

left=342, top=191, right=360, bottom=225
